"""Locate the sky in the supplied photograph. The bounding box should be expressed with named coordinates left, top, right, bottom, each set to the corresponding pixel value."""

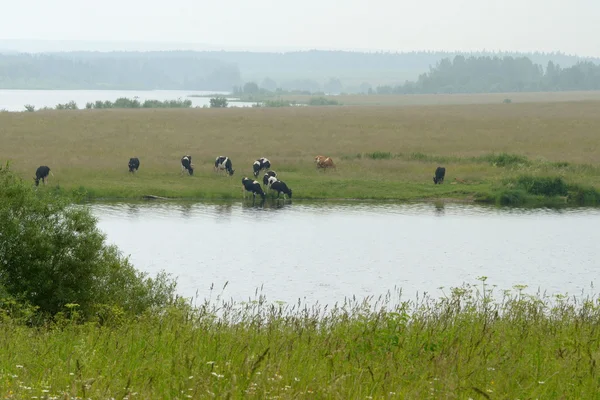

left=1, top=0, right=599, bottom=56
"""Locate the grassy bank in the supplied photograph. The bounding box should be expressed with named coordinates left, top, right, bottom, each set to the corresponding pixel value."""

left=2, top=282, right=600, bottom=398
left=1, top=102, right=600, bottom=204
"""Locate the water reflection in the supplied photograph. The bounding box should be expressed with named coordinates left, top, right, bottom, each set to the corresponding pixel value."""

left=91, top=201, right=600, bottom=306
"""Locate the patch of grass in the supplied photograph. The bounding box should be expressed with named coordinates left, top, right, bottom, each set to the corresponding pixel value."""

left=365, top=151, right=393, bottom=159
left=1, top=282, right=600, bottom=398
left=1, top=103, right=599, bottom=203
left=480, top=152, right=531, bottom=167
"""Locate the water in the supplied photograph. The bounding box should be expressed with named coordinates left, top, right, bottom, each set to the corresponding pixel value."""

left=92, top=201, right=600, bottom=306
left=0, top=89, right=254, bottom=111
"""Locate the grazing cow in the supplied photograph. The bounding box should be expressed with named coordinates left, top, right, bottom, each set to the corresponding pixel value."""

left=433, top=166, right=446, bottom=184
left=181, top=155, right=194, bottom=175
left=253, top=157, right=271, bottom=177
left=242, top=177, right=266, bottom=200
left=214, top=156, right=235, bottom=176
left=128, top=157, right=140, bottom=173
left=262, top=170, right=277, bottom=186
left=315, top=155, right=335, bottom=170
left=270, top=179, right=293, bottom=199
left=34, top=166, right=53, bottom=186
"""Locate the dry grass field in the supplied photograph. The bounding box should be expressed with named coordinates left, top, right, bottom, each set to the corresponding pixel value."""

left=1, top=100, right=599, bottom=201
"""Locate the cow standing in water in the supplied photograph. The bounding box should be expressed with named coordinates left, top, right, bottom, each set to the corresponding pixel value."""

left=128, top=157, right=140, bottom=173
left=214, top=156, right=235, bottom=176
left=433, top=167, right=446, bottom=184
left=34, top=166, right=54, bottom=186
left=253, top=157, right=271, bottom=177
left=181, top=155, right=194, bottom=175
left=242, top=177, right=266, bottom=201
left=270, top=179, right=293, bottom=199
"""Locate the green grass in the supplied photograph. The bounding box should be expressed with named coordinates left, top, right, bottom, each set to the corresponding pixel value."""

left=2, top=281, right=600, bottom=398
left=1, top=103, right=600, bottom=205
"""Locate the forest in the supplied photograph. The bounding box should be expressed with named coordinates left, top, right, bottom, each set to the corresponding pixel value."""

left=1, top=50, right=599, bottom=93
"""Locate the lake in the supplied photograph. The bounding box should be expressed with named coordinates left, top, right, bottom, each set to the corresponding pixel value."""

left=92, top=201, right=600, bottom=306
left=0, top=89, right=254, bottom=111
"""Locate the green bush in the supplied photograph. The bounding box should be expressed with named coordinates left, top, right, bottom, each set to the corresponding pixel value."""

left=0, top=164, right=176, bottom=320
left=210, top=97, right=229, bottom=108
left=307, top=97, right=340, bottom=106
left=515, top=175, right=568, bottom=196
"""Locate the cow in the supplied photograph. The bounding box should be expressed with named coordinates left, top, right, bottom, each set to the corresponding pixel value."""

left=262, top=170, right=277, bottom=186
left=34, top=166, right=54, bottom=186
left=128, top=157, right=140, bottom=173
left=253, top=157, right=271, bottom=177
left=433, top=166, right=446, bottom=184
left=270, top=179, right=293, bottom=199
left=181, top=155, right=194, bottom=175
left=214, top=156, right=235, bottom=176
left=242, top=177, right=266, bottom=200
left=315, top=155, right=335, bottom=170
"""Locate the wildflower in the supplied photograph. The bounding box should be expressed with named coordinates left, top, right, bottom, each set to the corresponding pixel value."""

left=487, top=367, right=495, bottom=371
left=69, top=373, right=75, bottom=376
left=42, top=390, right=50, bottom=393
left=294, top=377, right=300, bottom=382
left=206, top=361, right=215, bottom=365
left=16, top=365, right=23, bottom=369
left=211, top=372, right=224, bottom=379
left=538, top=381, right=545, bottom=384
left=188, top=376, right=194, bottom=380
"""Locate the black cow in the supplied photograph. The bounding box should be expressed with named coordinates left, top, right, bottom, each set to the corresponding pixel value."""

left=433, top=166, right=446, bottom=184
left=253, top=157, right=271, bottom=177
left=262, top=170, right=277, bottom=186
left=128, top=157, right=140, bottom=173
left=214, top=156, right=235, bottom=176
left=242, top=177, right=266, bottom=200
left=270, top=180, right=293, bottom=199
left=181, top=155, right=194, bottom=175
left=34, top=166, right=53, bottom=186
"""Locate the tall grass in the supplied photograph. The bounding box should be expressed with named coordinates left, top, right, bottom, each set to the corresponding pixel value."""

left=1, top=281, right=599, bottom=398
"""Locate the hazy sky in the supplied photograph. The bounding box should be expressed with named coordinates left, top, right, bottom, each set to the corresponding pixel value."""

left=2, top=0, right=598, bottom=56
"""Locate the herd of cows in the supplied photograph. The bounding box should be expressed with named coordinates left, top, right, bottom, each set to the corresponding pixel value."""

left=32, top=155, right=447, bottom=199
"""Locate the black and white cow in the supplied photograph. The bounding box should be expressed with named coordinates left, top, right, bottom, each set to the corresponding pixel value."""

left=262, top=170, right=277, bottom=186
left=242, top=177, right=266, bottom=200
left=270, top=179, right=293, bottom=199
left=181, top=155, right=194, bottom=175
left=253, top=157, right=271, bottom=177
left=214, top=156, right=235, bottom=176
left=433, top=166, right=446, bottom=184
left=128, top=157, right=140, bottom=173
left=34, top=165, right=53, bottom=186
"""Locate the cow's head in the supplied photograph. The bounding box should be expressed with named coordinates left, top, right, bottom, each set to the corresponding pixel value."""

left=228, top=168, right=235, bottom=176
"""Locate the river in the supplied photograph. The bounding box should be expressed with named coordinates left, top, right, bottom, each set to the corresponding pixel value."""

left=91, top=201, right=600, bottom=306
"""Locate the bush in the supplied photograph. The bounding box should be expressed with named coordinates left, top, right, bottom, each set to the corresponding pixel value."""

left=0, top=164, right=176, bottom=320
left=210, top=97, right=229, bottom=108
left=515, top=175, right=568, bottom=196
left=307, top=97, right=340, bottom=106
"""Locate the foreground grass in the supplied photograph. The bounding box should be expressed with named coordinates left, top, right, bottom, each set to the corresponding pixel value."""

left=1, top=282, right=600, bottom=398
left=1, top=102, right=600, bottom=204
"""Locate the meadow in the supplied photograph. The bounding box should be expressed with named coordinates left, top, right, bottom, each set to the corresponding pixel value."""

left=2, top=282, right=600, bottom=399
left=1, top=100, right=600, bottom=203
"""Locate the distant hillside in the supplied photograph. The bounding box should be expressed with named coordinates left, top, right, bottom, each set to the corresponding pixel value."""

left=0, top=50, right=599, bottom=92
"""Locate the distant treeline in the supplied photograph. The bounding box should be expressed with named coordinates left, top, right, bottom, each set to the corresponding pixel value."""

left=375, top=55, right=600, bottom=94
left=1, top=50, right=600, bottom=93
left=0, top=53, right=241, bottom=90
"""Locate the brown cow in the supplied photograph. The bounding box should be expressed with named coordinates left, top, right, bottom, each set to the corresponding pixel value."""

left=315, top=155, right=335, bottom=170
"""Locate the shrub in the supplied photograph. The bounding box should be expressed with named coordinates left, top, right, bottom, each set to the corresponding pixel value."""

left=307, top=97, right=340, bottom=106
left=0, top=164, right=176, bottom=320
left=210, top=97, right=229, bottom=108
left=515, top=175, right=568, bottom=196
left=24, top=104, right=35, bottom=112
